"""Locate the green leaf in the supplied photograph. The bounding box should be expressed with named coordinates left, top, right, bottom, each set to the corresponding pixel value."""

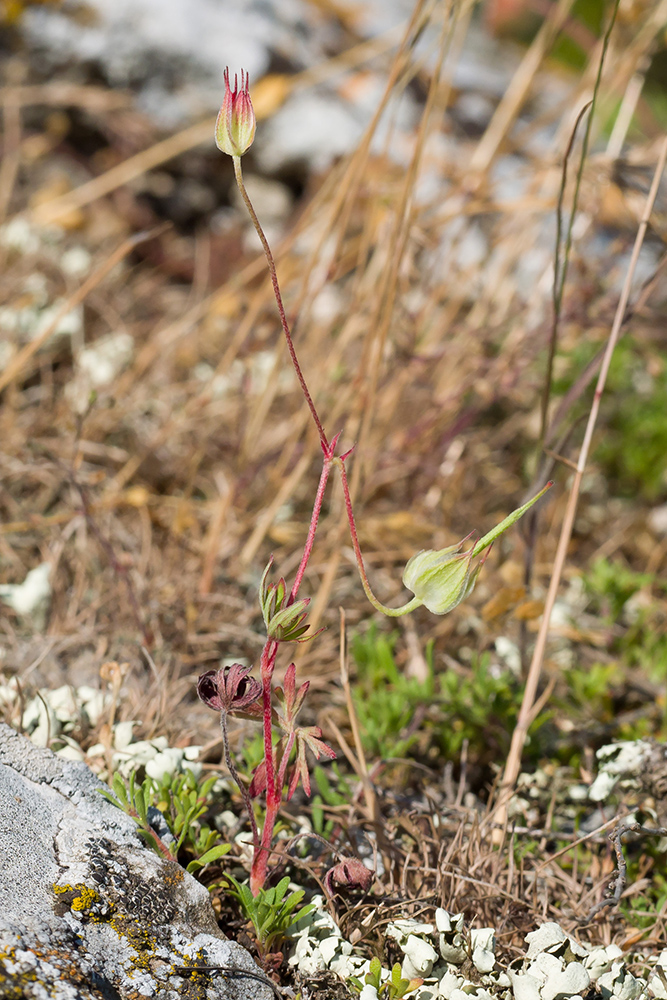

left=367, top=957, right=382, bottom=988
left=134, top=787, right=147, bottom=823
left=137, top=828, right=161, bottom=853
left=112, top=773, right=128, bottom=807
left=185, top=844, right=231, bottom=873
left=98, top=788, right=122, bottom=810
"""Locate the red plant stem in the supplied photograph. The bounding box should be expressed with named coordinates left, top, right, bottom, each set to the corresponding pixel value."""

left=249, top=639, right=280, bottom=894
left=289, top=458, right=333, bottom=603
left=233, top=156, right=328, bottom=452
left=250, top=794, right=281, bottom=895
left=334, top=455, right=374, bottom=595
left=260, top=640, right=278, bottom=802
left=334, top=457, right=420, bottom=616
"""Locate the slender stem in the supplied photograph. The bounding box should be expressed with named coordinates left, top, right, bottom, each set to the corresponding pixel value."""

left=219, top=711, right=259, bottom=851
left=334, top=457, right=422, bottom=617
left=260, top=640, right=278, bottom=803
left=289, top=458, right=333, bottom=603
left=248, top=638, right=280, bottom=894
left=233, top=155, right=328, bottom=451
left=492, top=134, right=667, bottom=840
left=250, top=795, right=281, bottom=895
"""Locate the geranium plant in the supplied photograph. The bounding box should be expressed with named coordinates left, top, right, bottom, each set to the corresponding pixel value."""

left=199, top=68, right=552, bottom=896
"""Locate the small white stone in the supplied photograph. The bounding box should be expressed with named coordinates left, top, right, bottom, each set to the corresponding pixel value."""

left=438, top=970, right=463, bottom=998
left=402, top=935, right=437, bottom=979
left=387, top=919, right=435, bottom=944
left=60, top=245, right=92, bottom=277
left=528, top=952, right=563, bottom=983
left=525, top=923, right=568, bottom=958
left=359, top=986, right=379, bottom=1000
left=540, top=962, right=590, bottom=1000
left=0, top=562, right=51, bottom=617
left=436, top=909, right=464, bottom=933
left=649, top=504, right=667, bottom=536
left=319, top=935, right=340, bottom=965
left=470, top=928, right=495, bottom=972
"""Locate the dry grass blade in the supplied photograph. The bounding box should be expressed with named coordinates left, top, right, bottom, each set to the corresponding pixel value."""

left=338, top=607, right=378, bottom=824
left=493, top=135, right=667, bottom=837
left=469, top=0, right=577, bottom=176
left=26, top=27, right=406, bottom=229
left=0, top=226, right=166, bottom=395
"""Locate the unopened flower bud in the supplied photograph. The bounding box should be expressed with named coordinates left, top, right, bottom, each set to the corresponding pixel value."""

left=402, top=483, right=553, bottom=616
left=259, top=557, right=323, bottom=642
left=324, top=857, right=373, bottom=896
left=402, top=542, right=481, bottom=616
left=215, top=68, right=256, bottom=157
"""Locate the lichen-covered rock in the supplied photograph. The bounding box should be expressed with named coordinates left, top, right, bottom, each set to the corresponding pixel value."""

left=0, top=723, right=275, bottom=999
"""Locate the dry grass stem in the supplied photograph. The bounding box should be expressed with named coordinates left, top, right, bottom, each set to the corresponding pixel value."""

left=495, top=135, right=667, bottom=835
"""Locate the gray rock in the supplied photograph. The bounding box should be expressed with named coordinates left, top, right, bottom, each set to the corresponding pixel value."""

left=0, top=723, right=276, bottom=999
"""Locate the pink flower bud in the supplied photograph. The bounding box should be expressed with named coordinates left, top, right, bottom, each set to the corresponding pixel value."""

left=215, top=68, right=256, bottom=157
left=197, top=663, right=262, bottom=716
left=324, top=857, right=373, bottom=895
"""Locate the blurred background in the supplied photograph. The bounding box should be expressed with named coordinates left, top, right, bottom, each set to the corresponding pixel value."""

left=1, top=0, right=667, bottom=842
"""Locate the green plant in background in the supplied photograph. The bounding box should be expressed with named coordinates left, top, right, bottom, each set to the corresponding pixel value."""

left=100, top=769, right=230, bottom=873
left=564, top=661, right=620, bottom=722
left=436, top=653, right=536, bottom=759
left=350, top=957, right=423, bottom=999
left=221, top=873, right=314, bottom=957
left=554, top=337, right=667, bottom=501
left=584, top=557, right=654, bottom=622
left=310, top=763, right=354, bottom=838
left=350, top=630, right=546, bottom=765
left=351, top=626, right=435, bottom=760
left=581, top=557, right=667, bottom=735
left=620, top=848, right=667, bottom=930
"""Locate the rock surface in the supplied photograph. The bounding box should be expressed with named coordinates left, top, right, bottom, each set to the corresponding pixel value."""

left=0, top=723, right=275, bottom=999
